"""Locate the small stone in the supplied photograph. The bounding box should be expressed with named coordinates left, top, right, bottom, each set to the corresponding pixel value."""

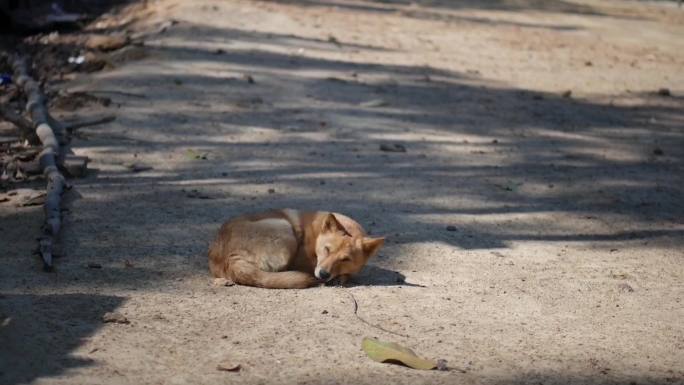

left=657, top=88, right=671, bottom=97
left=437, top=359, right=449, bottom=371
left=618, top=283, right=634, bottom=293
left=321, top=310, right=329, bottom=314
left=102, top=312, right=129, bottom=324
left=561, top=90, right=572, bottom=98
left=327, top=35, right=340, bottom=46
left=267, top=188, right=276, bottom=194
left=216, top=361, right=241, bottom=372
left=446, top=225, right=457, bottom=232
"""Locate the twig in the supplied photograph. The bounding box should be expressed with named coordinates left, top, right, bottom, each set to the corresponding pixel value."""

left=64, top=115, right=116, bottom=132
left=83, top=90, right=147, bottom=99
left=347, top=291, right=409, bottom=338
left=11, top=55, right=67, bottom=271
left=0, top=105, right=39, bottom=144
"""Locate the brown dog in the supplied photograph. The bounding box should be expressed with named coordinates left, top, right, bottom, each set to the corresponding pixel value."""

left=208, top=209, right=384, bottom=289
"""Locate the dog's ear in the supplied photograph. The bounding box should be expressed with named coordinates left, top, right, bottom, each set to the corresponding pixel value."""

left=322, top=213, right=349, bottom=235
left=362, top=237, right=385, bottom=259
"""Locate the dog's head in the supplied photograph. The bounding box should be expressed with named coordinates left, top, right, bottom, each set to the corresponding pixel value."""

left=314, top=213, right=384, bottom=282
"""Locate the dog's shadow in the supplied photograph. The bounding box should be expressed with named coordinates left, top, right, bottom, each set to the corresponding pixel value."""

left=331, top=265, right=426, bottom=287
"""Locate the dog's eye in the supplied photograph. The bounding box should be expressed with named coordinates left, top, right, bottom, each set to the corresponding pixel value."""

left=341, top=256, right=351, bottom=262
left=324, top=246, right=330, bottom=256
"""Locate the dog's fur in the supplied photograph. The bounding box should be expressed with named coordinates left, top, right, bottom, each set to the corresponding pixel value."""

left=208, top=209, right=384, bottom=289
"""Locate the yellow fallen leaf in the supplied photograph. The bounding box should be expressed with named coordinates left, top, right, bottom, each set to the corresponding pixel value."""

left=362, top=337, right=437, bottom=370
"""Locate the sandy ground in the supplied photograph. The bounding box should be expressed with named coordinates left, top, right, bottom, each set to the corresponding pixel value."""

left=1, top=0, right=684, bottom=384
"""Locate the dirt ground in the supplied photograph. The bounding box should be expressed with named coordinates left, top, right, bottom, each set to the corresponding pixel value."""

left=1, top=0, right=683, bottom=384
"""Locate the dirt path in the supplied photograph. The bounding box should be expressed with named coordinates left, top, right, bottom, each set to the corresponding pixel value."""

left=1, top=1, right=683, bottom=384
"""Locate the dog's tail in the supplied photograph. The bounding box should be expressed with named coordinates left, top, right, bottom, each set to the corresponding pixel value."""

left=209, top=243, right=318, bottom=289
left=232, top=259, right=320, bottom=289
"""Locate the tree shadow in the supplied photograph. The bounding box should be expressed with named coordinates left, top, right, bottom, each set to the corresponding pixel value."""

left=255, top=0, right=650, bottom=25
left=330, top=265, right=426, bottom=287
left=0, top=293, right=125, bottom=385
left=0, top=2, right=681, bottom=384
left=1, top=7, right=682, bottom=285
left=491, top=373, right=684, bottom=385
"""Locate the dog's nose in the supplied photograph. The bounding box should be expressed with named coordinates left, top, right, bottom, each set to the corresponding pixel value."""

left=318, top=269, right=331, bottom=280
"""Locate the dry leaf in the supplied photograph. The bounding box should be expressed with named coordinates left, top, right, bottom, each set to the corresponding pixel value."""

left=86, top=34, right=129, bottom=51
left=102, top=312, right=129, bottom=324
left=13, top=189, right=47, bottom=207
left=362, top=337, right=437, bottom=370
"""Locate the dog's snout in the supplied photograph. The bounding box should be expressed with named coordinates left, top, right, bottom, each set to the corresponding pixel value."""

left=317, top=269, right=331, bottom=280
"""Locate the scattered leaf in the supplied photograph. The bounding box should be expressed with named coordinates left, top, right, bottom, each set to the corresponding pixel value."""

left=611, top=273, right=630, bottom=280
left=15, top=189, right=47, bottom=207
left=217, top=361, right=241, bottom=372
left=657, top=88, right=671, bottom=97
left=185, top=149, right=209, bottom=160
left=618, top=283, right=634, bottom=292
left=126, top=163, right=153, bottom=172
left=362, top=337, right=438, bottom=370
left=102, top=312, right=129, bottom=324
left=327, top=35, right=341, bottom=46
left=360, top=99, right=388, bottom=108
left=494, top=181, right=522, bottom=192
left=379, top=143, right=406, bottom=153
left=186, top=189, right=213, bottom=199
left=86, top=34, right=129, bottom=51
